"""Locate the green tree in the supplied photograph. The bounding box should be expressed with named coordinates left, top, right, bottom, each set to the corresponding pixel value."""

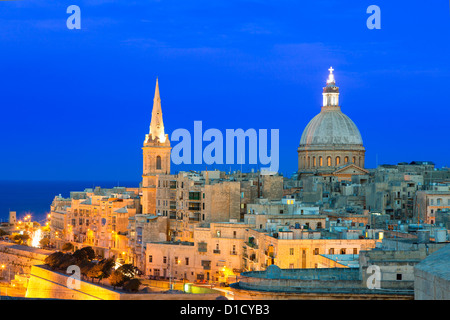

left=98, top=257, right=115, bottom=281
left=116, top=264, right=139, bottom=280
left=44, top=252, right=66, bottom=270
left=109, top=270, right=126, bottom=289
left=123, top=278, right=141, bottom=292
left=61, top=242, right=74, bottom=252
left=79, top=260, right=95, bottom=281
left=86, top=264, right=103, bottom=283
left=39, top=238, right=50, bottom=247
left=13, top=234, right=29, bottom=245
left=58, top=253, right=77, bottom=270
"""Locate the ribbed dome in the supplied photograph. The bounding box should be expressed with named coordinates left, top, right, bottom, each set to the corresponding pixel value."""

left=300, top=107, right=363, bottom=148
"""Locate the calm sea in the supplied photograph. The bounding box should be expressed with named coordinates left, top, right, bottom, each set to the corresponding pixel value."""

left=0, top=180, right=140, bottom=224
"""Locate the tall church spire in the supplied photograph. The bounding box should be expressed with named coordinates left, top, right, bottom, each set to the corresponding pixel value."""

left=148, top=78, right=166, bottom=143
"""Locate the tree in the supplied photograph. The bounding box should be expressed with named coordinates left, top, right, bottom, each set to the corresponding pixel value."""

left=98, top=257, right=115, bottom=281
left=116, top=264, right=139, bottom=280
left=45, top=252, right=66, bottom=270
left=80, top=247, right=95, bottom=260
left=13, top=234, right=29, bottom=245
left=0, top=229, right=8, bottom=236
left=123, top=278, right=141, bottom=292
left=61, top=242, right=74, bottom=252
left=58, top=253, right=77, bottom=270
left=109, top=270, right=126, bottom=289
left=39, top=238, right=50, bottom=247
left=86, top=264, right=103, bottom=283
left=79, top=260, right=95, bottom=280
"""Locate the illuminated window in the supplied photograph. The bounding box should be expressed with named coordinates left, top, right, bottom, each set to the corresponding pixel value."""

left=289, top=248, right=294, bottom=255
left=319, top=157, right=323, bottom=166
left=327, top=156, right=331, bottom=166
left=313, top=157, right=316, bottom=167
left=345, top=156, right=349, bottom=164
left=352, top=156, right=356, bottom=164
left=336, top=156, right=340, bottom=166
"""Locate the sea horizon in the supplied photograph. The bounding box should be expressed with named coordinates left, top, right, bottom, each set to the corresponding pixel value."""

left=0, top=179, right=141, bottom=224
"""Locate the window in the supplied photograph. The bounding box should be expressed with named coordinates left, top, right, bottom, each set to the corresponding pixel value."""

left=156, top=156, right=162, bottom=170
left=329, top=248, right=334, bottom=254
left=344, top=156, right=348, bottom=163
left=340, top=248, right=346, bottom=254
left=289, top=263, right=294, bottom=269
left=319, top=157, right=323, bottom=167
left=163, top=256, right=167, bottom=264
left=396, top=274, right=402, bottom=281
left=314, top=248, right=319, bottom=255
left=289, top=248, right=294, bottom=255
left=198, top=242, right=207, bottom=253
left=149, top=255, right=153, bottom=263
left=313, top=157, right=316, bottom=167
left=327, top=156, right=332, bottom=167
left=336, top=156, right=340, bottom=166
left=185, top=257, right=189, bottom=265
left=352, top=156, right=356, bottom=163
left=353, top=248, right=358, bottom=255
left=233, top=231, right=237, bottom=238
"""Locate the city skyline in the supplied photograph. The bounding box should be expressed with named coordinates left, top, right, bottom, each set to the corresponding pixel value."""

left=1, top=1, right=449, bottom=181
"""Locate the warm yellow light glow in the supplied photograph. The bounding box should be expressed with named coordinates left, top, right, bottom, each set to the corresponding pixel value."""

left=31, top=229, right=43, bottom=248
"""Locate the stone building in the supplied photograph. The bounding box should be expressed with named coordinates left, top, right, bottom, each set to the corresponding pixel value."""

left=298, top=68, right=366, bottom=178
left=144, top=222, right=250, bottom=283
left=241, top=228, right=379, bottom=272
left=415, top=190, right=450, bottom=224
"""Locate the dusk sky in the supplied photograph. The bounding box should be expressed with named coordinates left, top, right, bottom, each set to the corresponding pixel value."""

left=0, top=0, right=449, bottom=182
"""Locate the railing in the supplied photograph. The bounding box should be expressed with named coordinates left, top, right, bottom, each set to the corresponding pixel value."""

left=245, top=242, right=258, bottom=249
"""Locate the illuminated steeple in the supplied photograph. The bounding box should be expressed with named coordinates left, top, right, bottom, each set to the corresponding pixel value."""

left=147, top=78, right=166, bottom=143
left=322, top=67, right=340, bottom=107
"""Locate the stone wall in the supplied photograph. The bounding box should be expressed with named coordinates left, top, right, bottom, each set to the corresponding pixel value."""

left=26, top=265, right=221, bottom=300
left=0, top=242, right=52, bottom=275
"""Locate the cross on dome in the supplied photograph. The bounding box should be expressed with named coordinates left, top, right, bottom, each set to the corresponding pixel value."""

left=326, top=66, right=335, bottom=85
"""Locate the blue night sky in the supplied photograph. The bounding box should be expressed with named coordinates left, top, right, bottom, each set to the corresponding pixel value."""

left=0, top=0, right=449, bottom=182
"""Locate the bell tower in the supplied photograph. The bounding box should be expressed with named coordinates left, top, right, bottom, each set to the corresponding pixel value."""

left=141, top=78, right=171, bottom=214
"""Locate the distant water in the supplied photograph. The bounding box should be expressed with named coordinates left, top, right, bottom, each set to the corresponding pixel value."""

left=0, top=180, right=140, bottom=224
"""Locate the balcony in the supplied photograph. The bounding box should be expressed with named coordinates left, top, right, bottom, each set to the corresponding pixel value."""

left=245, top=242, right=258, bottom=249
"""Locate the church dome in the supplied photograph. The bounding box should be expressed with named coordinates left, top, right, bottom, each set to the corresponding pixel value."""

left=299, top=107, right=363, bottom=148
left=297, top=67, right=365, bottom=173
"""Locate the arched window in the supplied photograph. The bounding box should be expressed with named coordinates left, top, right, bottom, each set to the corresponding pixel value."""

left=313, top=157, right=316, bottom=167
left=319, top=156, right=323, bottom=167
left=336, top=156, right=340, bottom=166
left=156, top=156, right=162, bottom=170
left=308, top=156, right=310, bottom=168
left=352, top=156, right=356, bottom=164
left=327, top=156, right=332, bottom=167
left=345, top=156, right=349, bottom=164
